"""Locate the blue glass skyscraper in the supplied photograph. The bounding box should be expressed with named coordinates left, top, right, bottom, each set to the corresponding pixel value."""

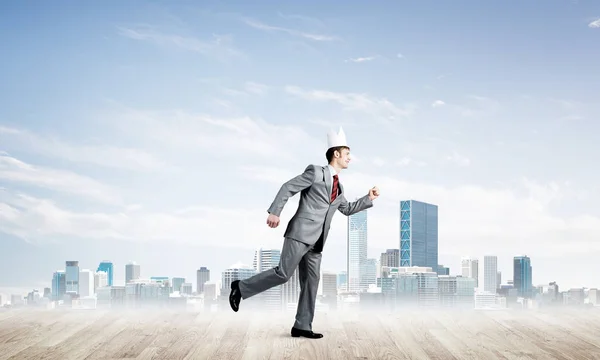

left=399, top=200, right=438, bottom=269
left=513, top=256, right=532, bottom=298
left=52, top=270, right=65, bottom=301
left=97, top=261, right=114, bottom=286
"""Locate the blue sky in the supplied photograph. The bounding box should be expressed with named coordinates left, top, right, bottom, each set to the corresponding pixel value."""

left=1, top=1, right=600, bottom=299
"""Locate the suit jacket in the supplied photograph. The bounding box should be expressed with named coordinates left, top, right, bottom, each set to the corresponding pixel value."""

left=267, top=164, right=373, bottom=248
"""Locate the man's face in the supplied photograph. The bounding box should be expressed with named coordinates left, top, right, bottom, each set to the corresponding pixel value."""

left=335, top=148, right=351, bottom=169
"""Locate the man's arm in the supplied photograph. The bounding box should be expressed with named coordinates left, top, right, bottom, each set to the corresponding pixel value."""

left=267, top=164, right=317, bottom=217
left=337, top=193, right=373, bottom=216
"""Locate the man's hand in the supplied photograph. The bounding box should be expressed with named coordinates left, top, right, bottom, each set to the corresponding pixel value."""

left=267, top=214, right=280, bottom=228
left=368, top=186, right=380, bottom=201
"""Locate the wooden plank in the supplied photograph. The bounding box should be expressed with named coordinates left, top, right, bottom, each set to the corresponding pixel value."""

left=0, top=308, right=598, bottom=359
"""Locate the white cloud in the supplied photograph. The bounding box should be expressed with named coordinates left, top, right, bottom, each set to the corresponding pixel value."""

left=0, top=154, right=122, bottom=205
left=373, top=157, right=386, bottom=167
left=108, top=106, right=323, bottom=161
left=344, top=56, right=377, bottom=63
left=240, top=166, right=296, bottom=185
left=446, top=151, right=470, bottom=166
left=221, top=82, right=269, bottom=97
left=242, top=18, right=338, bottom=41
left=588, top=18, right=600, bottom=28
left=396, top=157, right=427, bottom=167
left=0, top=126, right=166, bottom=171
left=244, top=81, right=269, bottom=95
left=284, top=85, right=412, bottom=120
left=431, top=100, right=445, bottom=107
left=116, top=26, right=244, bottom=59
left=397, top=53, right=404, bottom=59
left=0, top=191, right=283, bottom=249
left=450, top=95, right=499, bottom=117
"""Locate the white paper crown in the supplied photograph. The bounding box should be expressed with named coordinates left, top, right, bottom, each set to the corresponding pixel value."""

left=327, top=126, right=348, bottom=149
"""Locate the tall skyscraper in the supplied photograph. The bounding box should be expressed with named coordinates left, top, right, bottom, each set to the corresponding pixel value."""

left=196, top=267, right=210, bottom=294
left=52, top=270, right=65, bottom=301
left=321, top=271, right=338, bottom=308
left=347, top=209, right=367, bottom=292
left=97, top=261, right=114, bottom=286
left=125, top=262, right=140, bottom=284
left=461, top=257, right=479, bottom=288
left=483, top=255, right=497, bottom=293
left=94, top=271, right=108, bottom=292
left=513, top=255, right=533, bottom=298
left=65, top=261, right=79, bottom=294
left=399, top=200, right=438, bottom=268
left=79, top=269, right=94, bottom=297
left=360, top=258, right=377, bottom=290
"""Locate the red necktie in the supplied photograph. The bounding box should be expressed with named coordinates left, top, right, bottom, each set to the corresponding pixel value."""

left=331, top=174, right=339, bottom=202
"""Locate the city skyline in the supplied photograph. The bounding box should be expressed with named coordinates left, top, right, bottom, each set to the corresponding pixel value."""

left=0, top=239, right=574, bottom=302
left=0, top=202, right=596, bottom=298
left=2, top=1, right=600, bottom=298
left=10, top=246, right=589, bottom=311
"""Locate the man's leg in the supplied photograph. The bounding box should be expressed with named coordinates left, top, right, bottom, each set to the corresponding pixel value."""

left=233, top=237, right=309, bottom=304
left=292, top=249, right=322, bottom=335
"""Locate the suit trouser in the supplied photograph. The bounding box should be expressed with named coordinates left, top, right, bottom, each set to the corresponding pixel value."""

left=238, top=236, right=322, bottom=331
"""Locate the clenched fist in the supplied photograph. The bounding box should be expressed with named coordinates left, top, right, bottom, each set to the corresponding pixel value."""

left=266, top=214, right=280, bottom=228
left=368, top=186, right=380, bottom=200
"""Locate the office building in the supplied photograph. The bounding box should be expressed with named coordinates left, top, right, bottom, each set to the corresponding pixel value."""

left=97, top=261, right=114, bottom=286
left=196, top=267, right=210, bottom=293
left=399, top=200, right=438, bottom=269
left=94, top=271, right=108, bottom=292
left=125, top=262, right=141, bottom=284
left=348, top=209, right=368, bottom=292
left=322, top=271, right=338, bottom=308
left=437, top=265, right=450, bottom=275
left=461, top=257, right=479, bottom=288
left=52, top=270, right=66, bottom=301
left=483, top=255, right=497, bottom=293
left=514, top=255, right=533, bottom=298
left=380, top=249, right=399, bottom=268
left=79, top=269, right=94, bottom=297
left=172, top=277, right=185, bottom=293
left=361, top=258, right=377, bottom=290
left=65, top=261, right=79, bottom=294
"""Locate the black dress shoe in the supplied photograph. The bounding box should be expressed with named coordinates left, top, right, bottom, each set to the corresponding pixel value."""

left=229, top=280, right=241, bottom=312
left=291, top=327, right=323, bottom=339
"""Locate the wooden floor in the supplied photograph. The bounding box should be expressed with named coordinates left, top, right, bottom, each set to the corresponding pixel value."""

left=1, top=307, right=600, bottom=359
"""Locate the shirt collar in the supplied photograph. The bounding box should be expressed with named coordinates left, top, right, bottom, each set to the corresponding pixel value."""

left=328, top=164, right=339, bottom=176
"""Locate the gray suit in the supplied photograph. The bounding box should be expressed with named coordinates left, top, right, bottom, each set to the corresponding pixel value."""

left=238, top=164, right=373, bottom=331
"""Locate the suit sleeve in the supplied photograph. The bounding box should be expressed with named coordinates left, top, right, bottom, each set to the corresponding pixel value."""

left=337, top=193, right=373, bottom=216
left=267, top=165, right=317, bottom=217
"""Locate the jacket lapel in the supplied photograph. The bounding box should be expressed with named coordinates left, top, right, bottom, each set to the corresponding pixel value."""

left=323, top=166, right=332, bottom=203
left=334, top=182, right=343, bottom=203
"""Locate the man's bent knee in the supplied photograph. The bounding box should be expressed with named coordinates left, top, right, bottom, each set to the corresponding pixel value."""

left=273, top=265, right=293, bottom=283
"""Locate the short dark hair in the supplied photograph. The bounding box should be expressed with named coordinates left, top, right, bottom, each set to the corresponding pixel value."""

left=326, top=146, right=350, bottom=163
